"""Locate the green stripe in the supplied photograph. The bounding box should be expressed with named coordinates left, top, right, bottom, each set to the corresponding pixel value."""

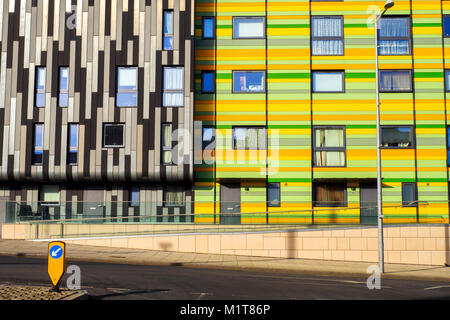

left=267, top=73, right=310, bottom=79
left=414, top=71, right=444, bottom=78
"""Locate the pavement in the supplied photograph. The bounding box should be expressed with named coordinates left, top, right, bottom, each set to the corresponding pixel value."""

left=0, top=239, right=449, bottom=284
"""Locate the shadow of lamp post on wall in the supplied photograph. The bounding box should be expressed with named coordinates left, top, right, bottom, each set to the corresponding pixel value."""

left=375, top=0, right=395, bottom=274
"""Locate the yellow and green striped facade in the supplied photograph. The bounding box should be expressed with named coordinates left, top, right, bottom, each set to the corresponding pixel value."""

left=194, top=0, right=450, bottom=224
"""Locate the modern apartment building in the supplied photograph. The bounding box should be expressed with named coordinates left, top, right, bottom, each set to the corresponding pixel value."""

left=0, top=0, right=195, bottom=222
left=194, top=0, right=450, bottom=225
left=1, top=0, right=450, bottom=228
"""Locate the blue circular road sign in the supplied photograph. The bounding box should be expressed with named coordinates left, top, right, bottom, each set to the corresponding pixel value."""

left=49, top=245, right=63, bottom=259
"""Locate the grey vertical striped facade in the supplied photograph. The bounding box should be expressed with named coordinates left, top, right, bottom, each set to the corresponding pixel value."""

left=0, top=0, right=195, bottom=219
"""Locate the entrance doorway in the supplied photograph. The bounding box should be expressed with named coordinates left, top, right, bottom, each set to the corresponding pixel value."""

left=360, top=183, right=377, bottom=225
left=220, top=183, right=241, bottom=225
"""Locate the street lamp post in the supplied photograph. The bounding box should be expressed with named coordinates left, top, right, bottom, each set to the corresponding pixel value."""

left=375, top=0, right=394, bottom=274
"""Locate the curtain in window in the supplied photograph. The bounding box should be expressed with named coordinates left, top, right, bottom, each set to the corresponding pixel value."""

left=163, top=68, right=184, bottom=106
left=311, top=17, right=343, bottom=55
left=315, top=151, right=345, bottom=166
left=234, top=128, right=265, bottom=149
left=315, top=128, right=344, bottom=147
left=312, top=17, right=342, bottom=37
left=165, top=189, right=184, bottom=205
left=162, top=124, right=172, bottom=163
left=234, top=128, right=246, bottom=149
left=379, top=18, right=408, bottom=37
left=379, top=18, right=409, bottom=55
left=379, top=40, right=409, bottom=55
left=380, top=71, right=410, bottom=91
left=312, top=40, right=343, bottom=55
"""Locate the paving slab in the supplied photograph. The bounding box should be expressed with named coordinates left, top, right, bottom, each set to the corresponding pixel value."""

left=0, top=239, right=449, bottom=283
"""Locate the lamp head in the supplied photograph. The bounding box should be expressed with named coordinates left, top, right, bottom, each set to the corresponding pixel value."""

left=384, top=0, right=394, bottom=9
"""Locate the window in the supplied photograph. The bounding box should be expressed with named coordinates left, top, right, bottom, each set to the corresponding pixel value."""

left=35, top=67, right=46, bottom=107
left=162, top=123, right=173, bottom=165
left=163, top=67, right=184, bottom=107
left=59, top=67, right=69, bottom=107
left=378, top=16, right=411, bottom=55
left=202, top=126, right=215, bottom=150
left=379, top=70, right=412, bottom=92
left=313, top=127, right=346, bottom=167
left=116, top=67, right=137, bottom=107
left=233, top=17, right=265, bottom=39
left=312, top=71, right=344, bottom=93
left=311, top=16, right=344, bottom=56
left=267, top=183, right=281, bottom=207
left=233, top=71, right=265, bottom=93
left=130, top=187, right=139, bottom=207
left=163, top=186, right=185, bottom=206
left=67, top=124, right=78, bottom=165
left=33, top=124, right=43, bottom=165
left=444, top=16, right=450, bottom=37
left=445, top=70, right=450, bottom=92
left=381, top=126, right=414, bottom=148
left=103, top=124, right=125, bottom=148
left=39, top=185, right=60, bottom=204
left=202, top=71, right=215, bottom=93
left=202, top=16, right=215, bottom=39
left=313, top=183, right=347, bottom=207
left=163, top=11, right=174, bottom=50
left=402, top=182, right=417, bottom=207
left=232, top=127, right=266, bottom=150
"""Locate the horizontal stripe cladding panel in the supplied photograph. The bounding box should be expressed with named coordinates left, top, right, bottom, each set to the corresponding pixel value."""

left=0, top=0, right=195, bottom=183
left=193, top=0, right=450, bottom=223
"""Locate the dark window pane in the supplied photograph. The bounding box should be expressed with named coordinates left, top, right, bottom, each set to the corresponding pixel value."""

left=443, top=16, right=450, bottom=37
left=402, top=183, right=417, bottom=206
left=446, top=70, right=450, bottom=92
left=68, top=151, right=78, bottom=165
left=32, top=152, right=43, bottom=165
left=268, top=183, right=280, bottom=207
left=130, top=187, right=139, bottom=207
left=104, top=125, right=124, bottom=147
left=381, top=127, right=413, bottom=148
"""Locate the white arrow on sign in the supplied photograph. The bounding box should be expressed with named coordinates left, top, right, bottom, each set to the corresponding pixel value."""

left=51, top=247, right=62, bottom=257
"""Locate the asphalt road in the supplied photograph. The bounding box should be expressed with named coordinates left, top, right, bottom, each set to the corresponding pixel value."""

left=1, top=255, right=450, bottom=301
